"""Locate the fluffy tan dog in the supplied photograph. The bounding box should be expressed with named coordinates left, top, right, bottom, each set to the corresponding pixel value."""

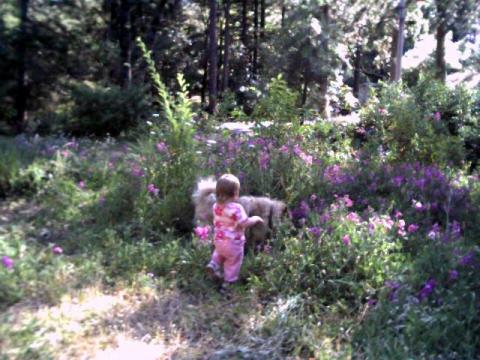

left=192, top=177, right=287, bottom=250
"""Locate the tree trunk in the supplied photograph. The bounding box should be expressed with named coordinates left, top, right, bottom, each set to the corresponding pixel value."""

left=201, top=28, right=209, bottom=106
left=253, top=0, right=259, bottom=78
left=260, top=0, right=266, bottom=38
left=281, top=3, right=286, bottom=28
left=241, top=0, right=248, bottom=46
left=353, top=44, right=362, bottom=97
left=318, top=4, right=330, bottom=118
left=435, top=20, right=447, bottom=83
left=218, top=15, right=223, bottom=92
left=208, top=0, right=218, bottom=113
left=301, top=74, right=309, bottom=106
left=119, top=0, right=132, bottom=88
left=390, top=0, right=406, bottom=82
left=145, top=0, right=167, bottom=48
left=222, top=0, right=231, bottom=93
left=389, top=27, right=398, bottom=81
left=13, top=0, right=30, bottom=134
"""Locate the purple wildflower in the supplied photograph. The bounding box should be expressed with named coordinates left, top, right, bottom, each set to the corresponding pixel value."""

left=448, top=269, right=458, bottom=282
left=392, top=176, right=403, bottom=187
left=418, top=279, right=436, bottom=301
left=131, top=165, right=145, bottom=177
left=342, top=234, right=351, bottom=246
left=78, top=181, right=85, bottom=189
left=450, top=221, right=462, bottom=238
left=385, top=280, right=401, bottom=301
left=308, top=227, right=322, bottom=238
left=147, top=184, right=159, bottom=196
left=433, top=111, right=441, bottom=122
left=459, top=251, right=476, bottom=267
left=291, top=201, right=310, bottom=223
left=2, top=256, right=14, bottom=270
left=156, top=142, right=168, bottom=152
left=428, top=223, right=441, bottom=240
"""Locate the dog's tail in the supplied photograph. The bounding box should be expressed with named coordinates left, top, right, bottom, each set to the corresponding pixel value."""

left=192, top=176, right=217, bottom=205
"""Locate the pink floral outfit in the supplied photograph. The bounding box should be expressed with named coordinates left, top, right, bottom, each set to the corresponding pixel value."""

left=208, top=202, right=248, bottom=283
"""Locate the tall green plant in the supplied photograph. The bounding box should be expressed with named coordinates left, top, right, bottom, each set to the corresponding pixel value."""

left=136, top=38, right=195, bottom=156
left=136, top=38, right=198, bottom=233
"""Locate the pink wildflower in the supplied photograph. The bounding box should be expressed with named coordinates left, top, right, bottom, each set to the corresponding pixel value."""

left=342, top=234, right=351, bottom=246
left=259, top=151, right=270, bottom=170
left=343, top=195, right=353, bottom=208
left=78, top=180, right=85, bottom=189
left=263, top=244, right=272, bottom=254
left=433, top=112, right=441, bottom=122
left=378, top=108, right=388, bottom=116
left=194, top=226, right=210, bottom=241
left=346, top=212, right=361, bottom=223
left=407, top=224, right=419, bottom=233
left=413, top=200, right=424, bottom=211
left=52, top=246, right=63, bottom=255
left=156, top=142, right=168, bottom=152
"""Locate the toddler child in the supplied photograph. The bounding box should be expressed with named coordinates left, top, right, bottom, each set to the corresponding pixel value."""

left=206, top=174, right=263, bottom=290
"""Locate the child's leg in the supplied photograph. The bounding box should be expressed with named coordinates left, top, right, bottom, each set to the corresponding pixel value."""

left=209, top=249, right=225, bottom=269
left=223, top=247, right=244, bottom=283
left=206, top=249, right=224, bottom=278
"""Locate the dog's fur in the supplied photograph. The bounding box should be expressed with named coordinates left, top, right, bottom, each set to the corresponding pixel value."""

left=192, top=177, right=287, bottom=250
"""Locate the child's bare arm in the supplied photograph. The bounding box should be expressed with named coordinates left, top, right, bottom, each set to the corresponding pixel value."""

left=236, top=216, right=264, bottom=231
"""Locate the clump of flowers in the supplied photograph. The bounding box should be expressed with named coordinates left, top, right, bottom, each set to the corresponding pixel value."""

left=194, top=226, right=210, bottom=244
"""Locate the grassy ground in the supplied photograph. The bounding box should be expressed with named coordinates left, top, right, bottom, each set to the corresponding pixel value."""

left=0, top=196, right=351, bottom=360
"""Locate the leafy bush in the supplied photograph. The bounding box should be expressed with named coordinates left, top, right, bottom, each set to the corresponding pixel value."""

left=0, top=137, right=48, bottom=197
left=252, top=75, right=301, bottom=141
left=359, top=81, right=467, bottom=166
left=65, top=82, right=149, bottom=137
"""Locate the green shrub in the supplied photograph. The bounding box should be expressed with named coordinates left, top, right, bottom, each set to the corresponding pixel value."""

left=252, top=75, right=301, bottom=141
left=359, top=81, right=466, bottom=166
left=65, top=82, right=149, bottom=137
left=0, top=137, right=47, bottom=197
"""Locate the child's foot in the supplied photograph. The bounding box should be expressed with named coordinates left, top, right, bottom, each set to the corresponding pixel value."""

left=205, top=264, right=222, bottom=281
left=219, top=281, right=234, bottom=296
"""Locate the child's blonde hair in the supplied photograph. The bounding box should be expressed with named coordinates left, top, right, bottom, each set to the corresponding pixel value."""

left=216, top=174, right=240, bottom=204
